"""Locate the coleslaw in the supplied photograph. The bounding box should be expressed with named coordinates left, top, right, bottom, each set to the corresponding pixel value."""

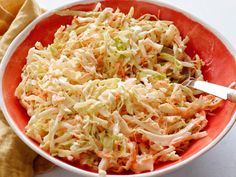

left=15, top=3, right=222, bottom=176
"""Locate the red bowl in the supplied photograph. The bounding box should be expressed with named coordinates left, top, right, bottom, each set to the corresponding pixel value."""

left=0, top=0, right=236, bottom=176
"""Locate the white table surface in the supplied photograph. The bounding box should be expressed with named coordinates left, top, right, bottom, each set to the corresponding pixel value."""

left=35, top=0, right=236, bottom=177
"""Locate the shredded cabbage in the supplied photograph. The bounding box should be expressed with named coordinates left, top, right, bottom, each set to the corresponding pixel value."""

left=15, top=3, right=222, bottom=176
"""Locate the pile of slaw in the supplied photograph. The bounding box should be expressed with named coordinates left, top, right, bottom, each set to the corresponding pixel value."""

left=15, top=3, right=222, bottom=176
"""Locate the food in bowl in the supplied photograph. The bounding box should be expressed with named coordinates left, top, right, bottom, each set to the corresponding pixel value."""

left=15, top=3, right=222, bottom=176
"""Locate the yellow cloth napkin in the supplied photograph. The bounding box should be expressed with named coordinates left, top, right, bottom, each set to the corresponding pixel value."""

left=0, top=0, right=43, bottom=61
left=0, top=0, right=54, bottom=176
left=0, top=0, right=25, bottom=16
left=0, top=5, right=14, bottom=35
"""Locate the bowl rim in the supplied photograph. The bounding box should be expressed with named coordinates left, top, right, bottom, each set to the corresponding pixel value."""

left=0, top=0, right=236, bottom=176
